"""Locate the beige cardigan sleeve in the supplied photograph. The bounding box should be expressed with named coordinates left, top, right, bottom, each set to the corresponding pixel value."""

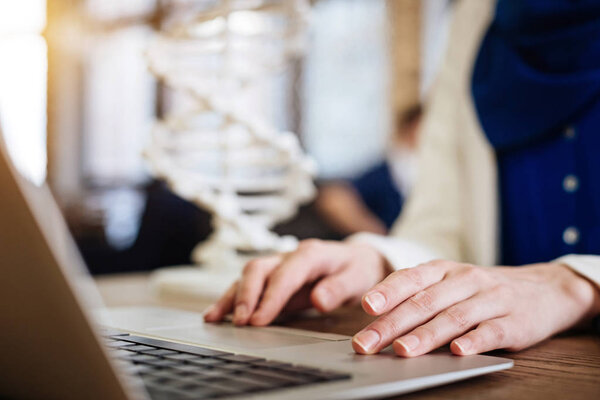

left=347, top=71, right=465, bottom=269
left=348, top=0, right=494, bottom=269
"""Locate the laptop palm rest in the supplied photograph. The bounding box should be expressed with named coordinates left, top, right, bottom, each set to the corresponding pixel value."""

left=96, top=306, right=349, bottom=353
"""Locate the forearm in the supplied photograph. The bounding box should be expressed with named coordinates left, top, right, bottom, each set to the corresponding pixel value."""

left=316, top=185, right=387, bottom=235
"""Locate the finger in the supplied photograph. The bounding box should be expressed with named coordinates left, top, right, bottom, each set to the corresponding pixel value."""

left=361, top=261, right=450, bottom=316
left=233, top=256, right=282, bottom=325
left=352, top=272, right=480, bottom=354
left=282, top=284, right=315, bottom=313
left=393, top=286, right=510, bottom=357
left=250, top=240, right=344, bottom=326
left=204, top=281, right=238, bottom=322
left=310, top=264, right=368, bottom=312
left=450, top=317, right=514, bottom=356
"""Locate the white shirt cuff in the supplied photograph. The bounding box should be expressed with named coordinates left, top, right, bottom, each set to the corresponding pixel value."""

left=554, top=254, right=600, bottom=289
left=347, top=232, right=440, bottom=270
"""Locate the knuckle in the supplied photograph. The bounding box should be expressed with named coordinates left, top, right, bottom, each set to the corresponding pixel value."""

left=425, top=259, right=447, bottom=268
left=298, top=239, right=323, bottom=253
left=481, top=320, right=506, bottom=345
left=491, top=283, right=513, bottom=299
left=427, top=259, right=447, bottom=267
left=372, top=316, right=403, bottom=338
left=375, top=280, right=396, bottom=297
left=460, top=265, right=487, bottom=282
left=442, top=306, right=471, bottom=329
left=403, top=269, right=425, bottom=288
left=427, top=259, right=458, bottom=268
left=243, top=259, right=264, bottom=276
left=324, top=279, right=347, bottom=299
left=268, top=267, right=289, bottom=286
left=459, top=265, right=478, bottom=277
left=408, top=290, right=436, bottom=314
left=414, top=325, right=437, bottom=345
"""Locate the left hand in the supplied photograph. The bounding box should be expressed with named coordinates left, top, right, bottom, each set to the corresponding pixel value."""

left=352, top=260, right=600, bottom=357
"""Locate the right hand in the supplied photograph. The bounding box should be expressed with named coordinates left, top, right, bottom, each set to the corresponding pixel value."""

left=203, top=239, right=391, bottom=326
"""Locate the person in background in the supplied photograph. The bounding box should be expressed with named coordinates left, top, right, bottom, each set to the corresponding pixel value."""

left=205, top=0, right=600, bottom=359
left=316, top=105, right=422, bottom=236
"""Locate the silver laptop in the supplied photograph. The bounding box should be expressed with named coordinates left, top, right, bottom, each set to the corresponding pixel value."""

left=0, top=132, right=512, bottom=400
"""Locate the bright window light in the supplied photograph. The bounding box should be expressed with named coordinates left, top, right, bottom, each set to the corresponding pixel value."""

left=0, top=0, right=48, bottom=186
left=0, top=0, right=46, bottom=34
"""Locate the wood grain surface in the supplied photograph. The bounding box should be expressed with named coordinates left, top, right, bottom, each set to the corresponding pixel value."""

left=96, top=273, right=600, bottom=400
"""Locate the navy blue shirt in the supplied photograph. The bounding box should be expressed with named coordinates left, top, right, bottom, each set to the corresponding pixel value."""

left=350, top=161, right=403, bottom=230
left=472, top=0, right=600, bottom=265
left=499, top=100, right=600, bottom=265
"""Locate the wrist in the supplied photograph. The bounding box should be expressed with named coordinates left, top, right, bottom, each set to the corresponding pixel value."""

left=556, top=263, right=600, bottom=319
left=353, top=243, right=394, bottom=280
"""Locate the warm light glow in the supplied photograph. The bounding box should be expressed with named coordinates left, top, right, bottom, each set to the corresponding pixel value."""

left=0, top=0, right=46, bottom=34
left=0, top=0, right=47, bottom=185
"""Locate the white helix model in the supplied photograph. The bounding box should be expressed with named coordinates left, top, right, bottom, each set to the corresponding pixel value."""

left=145, top=0, right=316, bottom=275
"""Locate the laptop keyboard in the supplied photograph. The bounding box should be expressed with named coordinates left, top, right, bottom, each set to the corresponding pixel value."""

left=101, top=330, right=351, bottom=399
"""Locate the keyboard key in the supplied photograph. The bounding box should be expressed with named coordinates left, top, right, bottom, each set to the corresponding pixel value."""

left=252, top=360, right=293, bottom=369
left=130, top=354, right=160, bottom=363
left=243, top=368, right=318, bottom=386
left=141, top=349, right=178, bottom=357
left=126, top=345, right=157, bottom=352
left=223, top=374, right=276, bottom=390
left=121, top=335, right=232, bottom=357
left=194, top=382, right=245, bottom=397
left=193, top=368, right=235, bottom=379
left=176, top=382, right=209, bottom=391
left=187, top=358, right=226, bottom=367
left=146, top=385, right=197, bottom=400
left=146, top=370, right=185, bottom=381
left=112, top=349, right=136, bottom=359
left=178, top=384, right=239, bottom=399
left=208, top=378, right=266, bottom=393
left=124, top=364, right=155, bottom=375
left=306, top=369, right=352, bottom=381
left=217, top=362, right=254, bottom=371
left=217, top=354, right=265, bottom=363
left=143, top=359, right=180, bottom=368
left=173, top=386, right=223, bottom=399
left=280, top=365, right=323, bottom=374
left=105, top=340, right=136, bottom=348
left=164, top=353, right=200, bottom=361
left=171, top=365, right=205, bottom=376
left=146, top=376, right=177, bottom=385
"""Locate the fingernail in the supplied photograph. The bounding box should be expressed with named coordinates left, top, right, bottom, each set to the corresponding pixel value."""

left=395, top=335, right=420, bottom=353
left=353, top=330, right=381, bottom=353
left=364, top=291, right=386, bottom=313
left=249, top=309, right=265, bottom=325
left=203, top=304, right=216, bottom=316
left=454, top=338, right=471, bottom=354
left=234, top=304, right=248, bottom=324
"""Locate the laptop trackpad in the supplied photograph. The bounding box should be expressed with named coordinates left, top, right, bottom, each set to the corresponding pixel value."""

left=96, top=306, right=349, bottom=352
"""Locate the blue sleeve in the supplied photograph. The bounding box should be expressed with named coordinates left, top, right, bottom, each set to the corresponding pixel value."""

left=349, top=162, right=403, bottom=229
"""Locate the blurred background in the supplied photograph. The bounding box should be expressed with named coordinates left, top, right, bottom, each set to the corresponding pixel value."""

left=0, top=0, right=453, bottom=275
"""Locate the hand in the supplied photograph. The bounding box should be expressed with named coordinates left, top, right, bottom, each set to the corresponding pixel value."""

left=352, top=260, right=600, bottom=357
left=203, top=239, right=391, bottom=326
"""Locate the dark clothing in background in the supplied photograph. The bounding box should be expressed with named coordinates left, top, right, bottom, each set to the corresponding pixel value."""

left=350, top=161, right=403, bottom=230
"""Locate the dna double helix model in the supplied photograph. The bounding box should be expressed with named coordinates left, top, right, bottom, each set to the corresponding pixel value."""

left=145, top=0, right=316, bottom=270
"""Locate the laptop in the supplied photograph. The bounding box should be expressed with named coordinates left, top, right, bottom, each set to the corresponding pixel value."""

left=0, top=131, right=513, bottom=400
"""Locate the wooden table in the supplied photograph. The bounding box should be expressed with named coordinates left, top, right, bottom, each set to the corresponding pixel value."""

left=96, top=273, right=600, bottom=400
